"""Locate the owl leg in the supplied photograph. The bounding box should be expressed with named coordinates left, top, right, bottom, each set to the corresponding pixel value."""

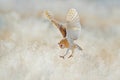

left=60, top=48, right=70, bottom=59
left=68, top=46, right=75, bottom=58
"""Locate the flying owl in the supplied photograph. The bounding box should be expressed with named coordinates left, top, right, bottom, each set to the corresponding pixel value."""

left=45, top=8, right=82, bottom=59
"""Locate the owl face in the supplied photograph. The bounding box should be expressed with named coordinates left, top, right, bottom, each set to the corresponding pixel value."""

left=58, top=39, right=69, bottom=49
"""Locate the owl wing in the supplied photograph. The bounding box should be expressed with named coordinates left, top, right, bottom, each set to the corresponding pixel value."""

left=66, top=8, right=81, bottom=30
left=45, top=11, right=66, bottom=38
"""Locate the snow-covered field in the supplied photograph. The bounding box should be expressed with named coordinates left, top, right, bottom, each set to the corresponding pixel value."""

left=0, top=0, right=120, bottom=80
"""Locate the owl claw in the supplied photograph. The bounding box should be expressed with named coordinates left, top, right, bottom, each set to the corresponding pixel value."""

left=78, top=47, right=83, bottom=50
left=75, top=44, right=83, bottom=51
left=68, top=54, right=73, bottom=58
left=60, top=56, right=65, bottom=59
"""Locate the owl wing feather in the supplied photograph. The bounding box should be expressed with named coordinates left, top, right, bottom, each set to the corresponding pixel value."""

left=45, top=11, right=66, bottom=38
left=66, top=8, right=81, bottom=30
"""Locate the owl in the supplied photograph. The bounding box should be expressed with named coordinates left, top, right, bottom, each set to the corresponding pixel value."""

left=45, top=8, right=82, bottom=59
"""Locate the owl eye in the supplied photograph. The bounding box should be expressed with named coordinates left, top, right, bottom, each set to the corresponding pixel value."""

left=58, top=43, right=65, bottom=49
left=60, top=44, right=63, bottom=47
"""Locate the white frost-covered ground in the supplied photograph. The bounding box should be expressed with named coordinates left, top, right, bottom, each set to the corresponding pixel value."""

left=0, top=0, right=120, bottom=80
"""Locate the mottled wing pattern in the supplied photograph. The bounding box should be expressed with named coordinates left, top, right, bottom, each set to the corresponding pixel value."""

left=45, top=11, right=54, bottom=21
left=66, top=8, right=81, bottom=29
left=45, top=11, right=66, bottom=38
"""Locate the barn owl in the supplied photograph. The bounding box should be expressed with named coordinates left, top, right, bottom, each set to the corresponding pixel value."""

left=45, top=8, right=82, bottom=59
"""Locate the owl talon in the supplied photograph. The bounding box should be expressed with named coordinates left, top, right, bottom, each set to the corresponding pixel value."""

left=75, top=44, right=83, bottom=51
left=60, top=56, right=65, bottom=59
left=79, top=47, right=83, bottom=50
left=68, top=55, right=73, bottom=58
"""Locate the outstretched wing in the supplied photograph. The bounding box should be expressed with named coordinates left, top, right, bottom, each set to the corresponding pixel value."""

left=66, top=8, right=81, bottom=30
left=45, top=11, right=66, bottom=38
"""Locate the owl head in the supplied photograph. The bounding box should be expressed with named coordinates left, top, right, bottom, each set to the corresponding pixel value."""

left=58, top=38, right=69, bottom=49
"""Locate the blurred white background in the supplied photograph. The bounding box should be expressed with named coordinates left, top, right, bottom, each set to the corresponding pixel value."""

left=0, top=0, right=120, bottom=80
